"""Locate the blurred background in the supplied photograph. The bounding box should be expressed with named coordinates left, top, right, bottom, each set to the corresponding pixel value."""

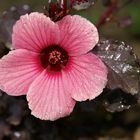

left=0, top=0, right=140, bottom=140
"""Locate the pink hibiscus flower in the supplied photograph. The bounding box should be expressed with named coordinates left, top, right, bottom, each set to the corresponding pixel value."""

left=0, top=12, right=107, bottom=120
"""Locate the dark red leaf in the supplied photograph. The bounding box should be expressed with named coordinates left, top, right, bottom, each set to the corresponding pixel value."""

left=71, top=0, right=96, bottom=10
left=93, top=39, right=140, bottom=96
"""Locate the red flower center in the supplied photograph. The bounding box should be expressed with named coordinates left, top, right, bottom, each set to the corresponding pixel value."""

left=40, top=45, right=69, bottom=71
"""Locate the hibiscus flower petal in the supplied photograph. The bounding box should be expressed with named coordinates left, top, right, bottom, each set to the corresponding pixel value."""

left=62, top=53, right=108, bottom=101
left=57, top=15, right=99, bottom=56
left=0, top=49, right=42, bottom=96
left=12, top=12, right=60, bottom=52
left=27, top=70, right=76, bottom=121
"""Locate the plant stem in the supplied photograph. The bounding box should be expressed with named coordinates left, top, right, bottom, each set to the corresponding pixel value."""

left=96, top=0, right=118, bottom=29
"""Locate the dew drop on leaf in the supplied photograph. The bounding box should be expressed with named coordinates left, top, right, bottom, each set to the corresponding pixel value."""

left=92, top=39, right=140, bottom=112
left=93, top=39, right=140, bottom=96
